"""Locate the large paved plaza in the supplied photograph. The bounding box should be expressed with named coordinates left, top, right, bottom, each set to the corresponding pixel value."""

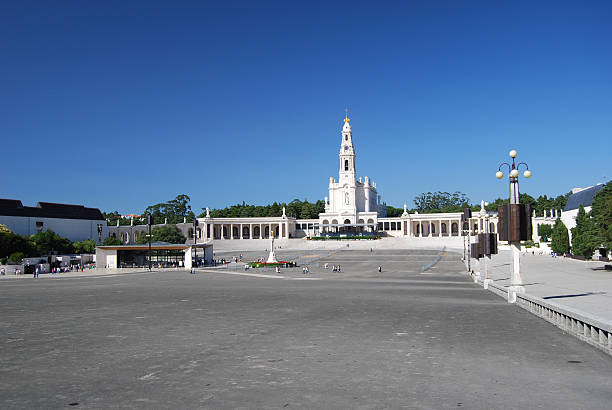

left=2, top=249, right=612, bottom=409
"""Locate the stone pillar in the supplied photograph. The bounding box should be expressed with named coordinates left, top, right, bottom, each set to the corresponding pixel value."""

left=220, top=224, right=224, bottom=240
left=240, top=224, right=243, bottom=239
left=259, top=224, right=263, bottom=239
left=269, top=223, right=272, bottom=239
left=429, top=221, right=432, bottom=237
left=230, top=224, right=234, bottom=240
left=249, top=223, right=253, bottom=239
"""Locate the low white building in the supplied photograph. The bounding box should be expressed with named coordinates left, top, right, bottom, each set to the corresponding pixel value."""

left=0, top=199, right=108, bottom=243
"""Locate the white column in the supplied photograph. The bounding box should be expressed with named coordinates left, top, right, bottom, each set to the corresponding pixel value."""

left=249, top=223, right=253, bottom=239
left=230, top=224, right=233, bottom=240
left=429, top=221, right=432, bottom=237
left=259, top=224, right=263, bottom=239
left=269, top=223, right=272, bottom=238
left=240, top=224, right=243, bottom=239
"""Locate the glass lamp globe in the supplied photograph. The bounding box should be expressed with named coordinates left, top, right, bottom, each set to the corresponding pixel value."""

left=509, top=150, right=517, bottom=158
left=510, top=169, right=519, bottom=178
left=524, top=170, right=532, bottom=178
left=496, top=171, right=504, bottom=179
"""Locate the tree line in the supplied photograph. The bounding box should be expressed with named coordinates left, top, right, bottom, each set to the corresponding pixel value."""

left=0, top=226, right=96, bottom=264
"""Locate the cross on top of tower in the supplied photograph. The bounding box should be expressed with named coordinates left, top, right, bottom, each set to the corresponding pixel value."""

left=344, top=108, right=350, bottom=123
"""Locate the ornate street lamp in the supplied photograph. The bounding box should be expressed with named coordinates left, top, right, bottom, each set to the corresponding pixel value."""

left=496, top=149, right=532, bottom=205
left=496, top=150, right=533, bottom=302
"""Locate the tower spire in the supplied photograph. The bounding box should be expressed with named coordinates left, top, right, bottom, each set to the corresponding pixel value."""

left=344, top=108, right=350, bottom=123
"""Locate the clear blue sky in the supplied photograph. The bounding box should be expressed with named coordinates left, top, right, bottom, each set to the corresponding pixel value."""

left=2, top=1, right=611, bottom=214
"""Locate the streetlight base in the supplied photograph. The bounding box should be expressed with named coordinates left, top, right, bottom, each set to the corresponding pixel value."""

left=507, top=285, right=525, bottom=303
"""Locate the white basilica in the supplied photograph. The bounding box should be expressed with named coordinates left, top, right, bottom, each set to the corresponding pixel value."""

left=319, top=114, right=386, bottom=234
left=109, top=114, right=558, bottom=244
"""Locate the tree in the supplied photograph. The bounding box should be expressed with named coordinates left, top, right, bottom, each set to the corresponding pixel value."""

left=29, top=230, right=74, bottom=255
left=73, top=239, right=96, bottom=254
left=591, top=182, right=612, bottom=253
left=386, top=206, right=404, bottom=218
left=9, top=252, right=24, bottom=263
left=571, top=205, right=599, bottom=259
left=551, top=219, right=570, bottom=255
left=103, top=236, right=122, bottom=246
left=143, top=194, right=194, bottom=225
left=0, top=224, right=12, bottom=235
left=0, top=229, right=34, bottom=259
left=135, top=225, right=186, bottom=244
left=413, top=191, right=469, bottom=213
left=537, top=224, right=553, bottom=242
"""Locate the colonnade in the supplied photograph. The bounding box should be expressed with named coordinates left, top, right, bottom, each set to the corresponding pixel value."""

left=206, top=221, right=289, bottom=240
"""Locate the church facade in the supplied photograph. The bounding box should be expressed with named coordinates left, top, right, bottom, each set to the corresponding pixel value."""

left=318, top=115, right=385, bottom=234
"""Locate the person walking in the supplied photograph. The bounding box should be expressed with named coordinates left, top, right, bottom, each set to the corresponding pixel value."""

left=1, top=267, right=5, bottom=276
left=34, top=267, right=39, bottom=278
left=378, top=265, right=382, bottom=273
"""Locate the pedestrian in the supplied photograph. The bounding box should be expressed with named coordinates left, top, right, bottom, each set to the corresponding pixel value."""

left=35, top=267, right=39, bottom=278
left=338, top=265, right=341, bottom=272
left=378, top=266, right=382, bottom=273
left=1, top=267, right=5, bottom=276
left=190, top=267, right=195, bottom=275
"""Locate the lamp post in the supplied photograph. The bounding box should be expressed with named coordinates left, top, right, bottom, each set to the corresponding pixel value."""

left=193, top=218, right=198, bottom=268
left=496, top=149, right=532, bottom=300
left=146, top=214, right=153, bottom=272
left=483, top=203, right=493, bottom=289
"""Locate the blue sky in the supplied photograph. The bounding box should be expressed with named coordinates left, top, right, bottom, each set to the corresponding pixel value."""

left=1, top=1, right=610, bottom=214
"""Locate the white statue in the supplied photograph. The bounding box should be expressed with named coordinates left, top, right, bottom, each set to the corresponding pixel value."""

left=266, top=234, right=278, bottom=263
left=282, top=207, right=286, bottom=218
left=206, top=207, right=210, bottom=218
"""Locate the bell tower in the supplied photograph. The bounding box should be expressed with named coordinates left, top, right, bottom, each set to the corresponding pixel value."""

left=339, top=111, right=356, bottom=186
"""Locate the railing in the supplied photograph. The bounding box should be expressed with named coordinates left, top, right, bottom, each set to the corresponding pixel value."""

left=482, top=279, right=612, bottom=356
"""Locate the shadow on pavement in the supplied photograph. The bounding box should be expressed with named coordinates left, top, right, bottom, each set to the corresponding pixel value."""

left=543, top=291, right=606, bottom=300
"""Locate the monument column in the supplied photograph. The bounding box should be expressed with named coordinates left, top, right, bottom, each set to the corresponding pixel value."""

left=240, top=224, right=243, bottom=239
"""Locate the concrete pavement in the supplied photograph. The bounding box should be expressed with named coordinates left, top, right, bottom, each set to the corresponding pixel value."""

left=2, top=248, right=611, bottom=409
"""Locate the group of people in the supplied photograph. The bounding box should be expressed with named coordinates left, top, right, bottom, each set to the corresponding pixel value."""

left=301, top=266, right=310, bottom=274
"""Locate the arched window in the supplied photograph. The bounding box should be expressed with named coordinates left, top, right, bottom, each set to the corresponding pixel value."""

left=344, top=159, right=349, bottom=171
left=345, top=135, right=348, bottom=141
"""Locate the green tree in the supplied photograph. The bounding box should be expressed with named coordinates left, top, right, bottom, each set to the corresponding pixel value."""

left=413, top=191, right=469, bottom=213
left=537, top=224, right=553, bottom=242
left=103, top=236, right=122, bottom=245
left=591, top=182, right=612, bottom=253
left=29, top=230, right=74, bottom=255
left=9, top=252, right=24, bottom=263
left=551, top=219, right=570, bottom=255
left=135, top=225, right=186, bottom=244
left=571, top=205, right=599, bottom=259
left=142, top=194, right=194, bottom=225
left=0, top=229, right=34, bottom=258
left=386, top=206, right=404, bottom=217
left=73, top=239, right=96, bottom=254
